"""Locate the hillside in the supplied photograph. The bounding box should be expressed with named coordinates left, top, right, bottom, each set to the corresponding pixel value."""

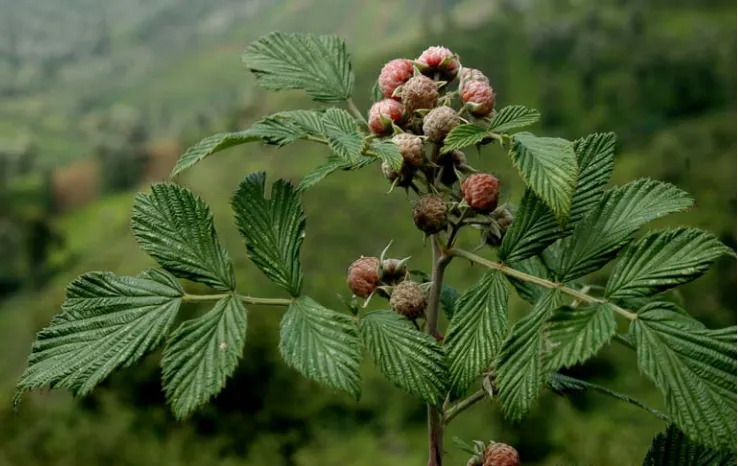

left=0, top=1, right=735, bottom=465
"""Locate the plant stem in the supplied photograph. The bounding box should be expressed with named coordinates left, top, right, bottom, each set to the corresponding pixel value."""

left=183, top=293, right=292, bottom=306
left=347, top=97, right=368, bottom=125
left=426, top=235, right=451, bottom=466
left=443, top=389, right=487, bottom=425
left=448, top=248, right=637, bottom=321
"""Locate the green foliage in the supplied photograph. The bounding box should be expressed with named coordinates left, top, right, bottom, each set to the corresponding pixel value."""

left=506, top=256, right=550, bottom=303
left=232, top=172, right=305, bottom=296
left=297, top=155, right=375, bottom=192
left=606, top=228, right=733, bottom=300
left=132, top=183, right=235, bottom=290
left=545, top=303, right=616, bottom=371
left=367, top=139, right=403, bottom=170
left=548, top=373, right=669, bottom=422
left=162, top=294, right=247, bottom=419
left=441, top=124, right=492, bottom=153
left=632, top=305, right=737, bottom=450
left=169, top=131, right=261, bottom=179
left=359, top=310, right=449, bottom=407
left=548, top=179, right=694, bottom=282
left=499, top=132, right=616, bottom=263
left=323, top=108, right=365, bottom=162
left=508, top=132, right=578, bottom=225
left=14, top=269, right=183, bottom=404
left=242, top=32, right=355, bottom=103
left=445, top=270, right=509, bottom=396
left=279, top=297, right=362, bottom=398
left=495, top=289, right=563, bottom=421
left=439, top=283, right=460, bottom=320
left=488, top=105, right=541, bottom=133
left=643, top=425, right=737, bottom=466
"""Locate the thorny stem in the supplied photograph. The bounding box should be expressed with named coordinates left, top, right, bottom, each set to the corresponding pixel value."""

left=347, top=97, right=368, bottom=125
left=448, top=248, right=638, bottom=320
left=427, top=235, right=452, bottom=466
left=443, top=389, right=486, bottom=425
left=183, top=293, right=292, bottom=306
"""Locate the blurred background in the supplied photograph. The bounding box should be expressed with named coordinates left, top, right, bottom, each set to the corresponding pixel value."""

left=0, top=0, right=735, bottom=464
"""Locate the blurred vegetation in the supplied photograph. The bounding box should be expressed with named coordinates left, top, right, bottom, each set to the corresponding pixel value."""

left=0, top=0, right=735, bottom=465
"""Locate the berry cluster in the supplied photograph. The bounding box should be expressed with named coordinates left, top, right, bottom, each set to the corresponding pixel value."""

left=347, top=47, right=514, bottom=327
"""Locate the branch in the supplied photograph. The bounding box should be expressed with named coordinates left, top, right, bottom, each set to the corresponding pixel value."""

left=443, top=389, right=487, bottom=425
left=346, top=97, right=368, bottom=125
left=448, top=248, right=637, bottom=321
left=183, top=293, right=292, bottom=306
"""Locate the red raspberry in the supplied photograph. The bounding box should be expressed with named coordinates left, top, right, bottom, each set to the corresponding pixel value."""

left=390, top=281, right=427, bottom=319
left=368, top=99, right=403, bottom=135
left=346, top=256, right=380, bottom=298
left=462, top=173, right=500, bottom=213
left=401, top=75, right=439, bottom=115
left=422, top=106, right=459, bottom=142
left=417, top=46, right=460, bottom=79
left=392, top=133, right=425, bottom=168
left=461, top=80, right=496, bottom=117
left=483, top=443, right=520, bottom=466
left=378, top=58, right=414, bottom=100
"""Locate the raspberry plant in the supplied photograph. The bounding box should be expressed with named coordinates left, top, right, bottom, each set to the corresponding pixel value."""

left=14, top=32, right=737, bottom=465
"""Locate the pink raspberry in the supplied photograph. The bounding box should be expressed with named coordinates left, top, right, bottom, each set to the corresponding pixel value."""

left=417, top=46, right=460, bottom=79
left=483, top=443, right=520, bottom=466
left=461, top=80, right=496, bottom=117
left=368, top=99, right=404, bottom=135
left=422, top=106, right=459, bottom=142
left=392, top=133, right=425, bottom=168
left=462, top=173, right=500, bottom=213
left=347, top=256, right=380, bottom=298
left=378, top=58, right=414, bottom=100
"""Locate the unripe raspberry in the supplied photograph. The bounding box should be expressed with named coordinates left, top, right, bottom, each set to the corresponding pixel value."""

left=485, top=207, right=515, bottom=247
left=462, top=80, right=496, bottom=117
left=401, top=75, right=439, bottom=115
left=413, top=194, right=448, bottom=234
left=460, top=67, right=490, bottom=85
left=462, top=173, right=500, bottom=213
left=483, top=443, right=520, bottom=466
left=346, top=256, right=380, bottom=298
left=368, top=99, right=404, bottom=135
left=378, top=58, right=414, bottom=100
left=392, top=133, right=425, bottom=168
left=381, top=258, right=407, bottom=284
left=390, top=280, right=427, bottom=319
left=417, top=46, right=460, bottom=80
left=422, top=106, right=459, bottom=142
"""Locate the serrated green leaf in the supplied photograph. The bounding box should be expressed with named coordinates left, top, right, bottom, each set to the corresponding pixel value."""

left=161, top=294, right=246, bottom=419
left=496, top=289, right=563, bottom=421
left=488, top=105, right=541, bottom=133
left=170, top=131, right=262, bottom=178
left=132, top=184, right=235, bottom=290
left=232, top=172, right=305, bottom=296
left=500, top=133, right=616, bottom=263
left=606, top=228, right=732, bottom=300
left=446, top=270, right=509, bottom=396
left=14, top=270, right=183, bottom=405
left=250, top=110, right=326, bottom=146
left=297, top=156, right=376, bottom=192
left=506, top=256, right=551, bottom=304
left=441, top=124, right=492, bottom=153
left=280, top=297, right=361, bottom=397
left=440, top=283, right=460, bottom=321
left=632, top=305, right=737, bottom=450
left=643, top=424, right=737, bottom=466
left=360, top=310, right=448, bottom=406
left=548, top=373, right=669, bottom=422
left=242, top=32, right=354, bottom=103
left=509, top=132, right=578, bottom=225
left=545, top=303, right=616, bottom=371
left=368, top=139, right=402, bottom=170
left=323, top=108, right=364, bottom=162
left=549, top=179, right=694, bottom=282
